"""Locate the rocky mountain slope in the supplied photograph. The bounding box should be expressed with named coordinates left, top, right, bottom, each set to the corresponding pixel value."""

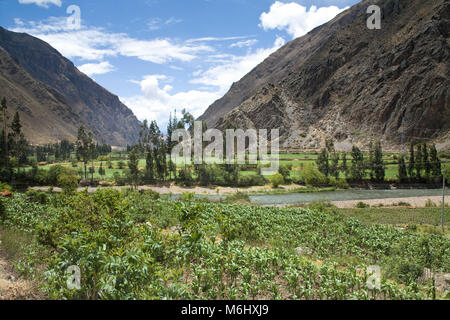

left=199, top=0, right=450, bottom=151
left=0, top=27, right=142, bottom=146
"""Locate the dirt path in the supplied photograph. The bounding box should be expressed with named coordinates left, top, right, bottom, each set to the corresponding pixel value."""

left=0, top=250, right=42, bottom=300
left=331, top=196, right=450, bottom=208
left=30, top=184, right=306, bottom=195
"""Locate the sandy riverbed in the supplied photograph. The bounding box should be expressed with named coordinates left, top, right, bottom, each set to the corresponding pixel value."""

left=30, top=184, right=306, bottom=195
left=331, top=196, right=450, bottom=208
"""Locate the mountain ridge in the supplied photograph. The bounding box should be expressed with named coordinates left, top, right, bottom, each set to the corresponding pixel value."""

left=0, top=26, right=142, bottom=146
left=199, top=0, right=450, bottom=151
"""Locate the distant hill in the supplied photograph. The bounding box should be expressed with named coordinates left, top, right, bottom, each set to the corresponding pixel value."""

left=199, top=0, right=450, bottom=150
left=0, top=27, right=142, bottom=146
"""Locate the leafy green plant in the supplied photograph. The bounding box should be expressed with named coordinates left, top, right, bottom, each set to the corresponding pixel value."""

left=270, top=173, right=284, bottom=188
left=356, top=202, right=370, bottom=208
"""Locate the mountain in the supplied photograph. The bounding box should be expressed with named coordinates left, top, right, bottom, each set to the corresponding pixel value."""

left=0, top=27, right=142, bottom=146
left=199, top=0, right=450, bottom=151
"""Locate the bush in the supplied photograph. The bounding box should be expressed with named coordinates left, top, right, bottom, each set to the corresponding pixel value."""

left=0, top=182, right=11, bottom=192
left=142, top=189, right=160, bottom=200
left=395, top=261, right=424, bottom=284
left=278, top=165, right=292, bottom=183
left=237, top=174, right=266, bottom=187
left=328, top=177, right=349, bottom=189
left=270, top=173, right=284, bottom=188
left=25, top=190, right=49, bottom=204
left=57, top=173, right=79, bottom=194
left=425, top=199, right=437, bottom=208
left=298, top=164, right=327, bottom=186
left=113, top=172, right=127, bottom=186
left=356, top=202, right=370, bottom=208
left=0, top=198, right=5, bottom=221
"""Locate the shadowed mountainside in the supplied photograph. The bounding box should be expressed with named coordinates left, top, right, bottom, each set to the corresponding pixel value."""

left=199, top=0, right=450, bottom=151
left=0, top=27, right=142, bottom=146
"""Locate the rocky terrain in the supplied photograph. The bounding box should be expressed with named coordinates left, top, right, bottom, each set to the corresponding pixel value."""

left=0, top=27, right=142, bottom=146
left=199, top=0, right=450, bottom=151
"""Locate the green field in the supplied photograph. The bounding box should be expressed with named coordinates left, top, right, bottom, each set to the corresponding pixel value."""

left=1, top=190, right=449, bottom=300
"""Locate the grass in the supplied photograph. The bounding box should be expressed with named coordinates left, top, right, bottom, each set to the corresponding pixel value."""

left=0, top=227, right=34, bottom=261
left=338, top=206, right=450, bottom=230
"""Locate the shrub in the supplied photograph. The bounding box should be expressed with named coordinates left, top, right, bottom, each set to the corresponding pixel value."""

left=425, top=199, right=437, bottom=208
left=25, top=190, right=49, bottom=205
left=278, top=165, right=292, bottom=183
left=395, top=261, right=424, bottom=284
left=298, top=164, right=327, bottom=186
left=270, top=173, right=284, bottom=188
left=237, top=174, right=266, bottom=187
left=328, top=177, right=349, bottom=189
left=0, top=198, right=5, bottom=221
left=57, top=173, right=79, bottom=194
left=355, top=202, right=370, bottom=208
left=113, top=172, right=127, bottom=186
left=142, top=189, right=160, bottom=200
left=0, top=182, right=11, bottom=192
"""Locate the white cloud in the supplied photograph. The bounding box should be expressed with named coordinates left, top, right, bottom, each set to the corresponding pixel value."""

left=191, top=36, right=285, bottom=93
left=78, top=61, right=116, bottom=76
left=260, top=2, right=348, bottom=39
left=147, top=18, right=162, bottom=31
left=186, top=36, right=250, bottom=43
left=11, top=18, right=213, bottom=63
left=229, top=39, right=258, bottom=48
left=13, top=18, right=24, bottom=26
left=18, top=0, right=61, bottom=8
left=123, top=37, right=286, bottom=127
left=121, top=75, right=221, bottom=128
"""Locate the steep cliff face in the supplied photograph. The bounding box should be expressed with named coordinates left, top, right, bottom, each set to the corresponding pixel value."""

left=0, top=27, right=142, bottom=146
left=200, top=0, right=450, bottom=150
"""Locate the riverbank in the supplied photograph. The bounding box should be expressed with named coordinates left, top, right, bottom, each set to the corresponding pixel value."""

left=29, top=183, right=309, bottom=195
left=332, top=196, right=450, bottom=209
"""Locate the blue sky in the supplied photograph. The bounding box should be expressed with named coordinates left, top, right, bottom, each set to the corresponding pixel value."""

left=0, top=0, right=359, bottom=128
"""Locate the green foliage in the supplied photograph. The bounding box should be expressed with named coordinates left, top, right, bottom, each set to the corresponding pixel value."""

left=25, top=190, right=49, bottom=205
left=350, top=146, right=365, bottom=181
left=57, top=172, right=79, bottom=194
left=0, top=191, right=447, bottom=300
left=298, top=164, right=327, bottom=186
left=0, top=198, right=5, bottom=221
left=0, top=181, right=11, bottom=191
left=398, top=155, right=408, bottom=182
left=356, top=202, right=370, bottom=209
left=316, top=148, right=329, bottom=177
left=237, top=174, right=266, bottom=187
left=270, top=173, right=284, bottom=188
left=278, top=165, right=292, bottom=183
left=425, top=199, right=437, bottom=208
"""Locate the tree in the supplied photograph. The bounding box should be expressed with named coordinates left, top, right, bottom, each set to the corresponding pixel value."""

left=99, top=162, right=105, bottom=177
left=316, top=148, right=329, bottom=177
left=330, top=152, right=340, bottom=179
left=0, top=98, right=9, bottom=172
left=9, top=112, right=28, bottom=172
left=368, top=141, right=375, bottom=180
left=127, top=147, right=140, bottom=189
left=325, top=138, right=335, bottom=153
left=415, top=144, right=423, bottom=180
left=374, top=141, right=385, bottom=182
left=422, top=143, right=431, bottom=179
left=342, top=153, right=348, bottom=179
left=430, top=144, right=441, bottom=179
left=270, top=173, right=284, bottom=188
left=408, top=143, right=415, bottom=178
left=398, top=155, right=408, bottom=183
left=76, top=126, right=94, bottom=180
left=350, top=146, right=365, bottom=181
